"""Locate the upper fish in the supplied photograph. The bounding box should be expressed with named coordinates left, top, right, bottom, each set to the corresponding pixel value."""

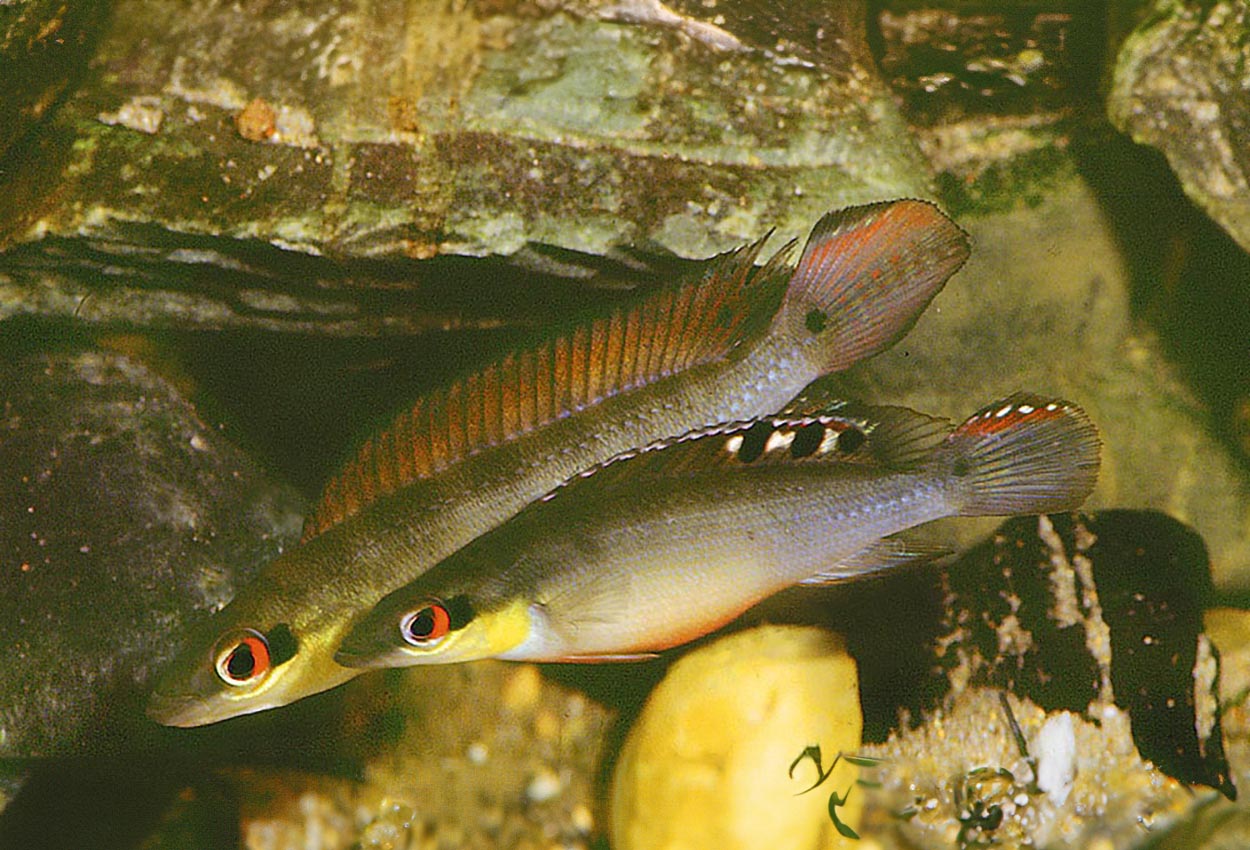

left=147, top=199, right=969, bottom=726
left=334, top=394, right=1100, bottom=668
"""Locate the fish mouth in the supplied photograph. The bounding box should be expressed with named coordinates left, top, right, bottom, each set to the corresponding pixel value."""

left=334, top=638, right=412, bottom=669
left=146, top=690, right=216, bottom=728
left=333, top=645, right=388, bottom=668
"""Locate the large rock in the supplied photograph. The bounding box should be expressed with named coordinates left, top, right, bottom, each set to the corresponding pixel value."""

left=0, top=342, right=304, bottom=760
left=0, top=0, right=930, bottom=331
left=611, top=626, right=862, bottom=850
left=1108, top=1, right=1250, bottom=253
left=0, top=0, right=108, bottom=160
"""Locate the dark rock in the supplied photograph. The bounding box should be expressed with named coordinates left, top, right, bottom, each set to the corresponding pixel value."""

left=0, top=341, right=304, bottom=760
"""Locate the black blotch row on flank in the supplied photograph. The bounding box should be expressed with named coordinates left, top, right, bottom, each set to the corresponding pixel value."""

left=266, top=623, right=299, bottom=668
left=790, top=422, right=825, bottom=458
left=737, top=420, right=773, bottom=463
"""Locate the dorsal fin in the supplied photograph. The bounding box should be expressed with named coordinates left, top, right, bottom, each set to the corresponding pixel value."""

left=539, top=402, right=952, bottom=505
left=302, top=235, right=790, bottom=540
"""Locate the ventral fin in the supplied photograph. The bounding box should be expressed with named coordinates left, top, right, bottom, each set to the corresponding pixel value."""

left=303, top=235, right=792, bottom=540
left=797, top=533, right=951, bottom=585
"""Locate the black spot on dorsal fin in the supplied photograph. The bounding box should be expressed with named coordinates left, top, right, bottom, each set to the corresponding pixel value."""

left=737, top=420, right=774, bottom=463
left=837, top=425, right=866, bottom=455
left=790, top=422, right=825, bottom=458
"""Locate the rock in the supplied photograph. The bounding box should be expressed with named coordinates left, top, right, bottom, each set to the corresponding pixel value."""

left=790, top=510, right=1244, bottom=848
left=610, top=625, right=862, bottom=850
left=0, top=0, right=930, bottom=331
left=0, top=342, right=304, bottom=760
left=0, top=0, right=108, bottom=160
left=1108, top=1, right=1250, bottom=253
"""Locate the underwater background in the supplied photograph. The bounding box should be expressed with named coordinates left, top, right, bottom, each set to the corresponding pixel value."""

left=2, top=0, right=1250, bottom=847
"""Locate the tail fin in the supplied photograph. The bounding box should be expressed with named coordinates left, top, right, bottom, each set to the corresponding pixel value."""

left=780, top=199, right=970, bottom=372
left=944, top=393, right=1101, bottom=517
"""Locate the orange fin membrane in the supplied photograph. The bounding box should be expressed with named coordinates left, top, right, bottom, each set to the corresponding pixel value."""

left=783, top=199, right=971, bottom=373
left=943, top=393, right=1101, bottom=517
left=303, top=236, right=787, bottom=540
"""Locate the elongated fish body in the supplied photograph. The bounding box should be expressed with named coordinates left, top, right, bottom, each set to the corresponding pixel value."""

left=335, top=395, right=1099, bottom=668
left=148, top=200, right=970, bottom=726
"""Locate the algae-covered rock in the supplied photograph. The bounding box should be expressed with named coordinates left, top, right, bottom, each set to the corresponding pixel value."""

left=0, top=0, right=930, bottom=330
left=0, top=0, right=108, bottom=160
left=1108, top=1, right=1250, bottom=253
left=0, top=342, right=304, bottom=760
left=610, top=625, right=862, bottom=850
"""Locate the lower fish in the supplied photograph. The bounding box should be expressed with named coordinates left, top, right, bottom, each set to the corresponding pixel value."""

left=335, top=394, right=1099, bottom=668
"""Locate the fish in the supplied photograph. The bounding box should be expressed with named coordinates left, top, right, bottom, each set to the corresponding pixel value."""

left=147, top=199, right=970, bottom=726
left=334, top=395, right=1099, bottom=668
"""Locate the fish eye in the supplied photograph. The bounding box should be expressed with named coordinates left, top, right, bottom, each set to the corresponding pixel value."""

left=399, top=601, right=452, bottom=647
left=213, top=629, right=271, bottom=687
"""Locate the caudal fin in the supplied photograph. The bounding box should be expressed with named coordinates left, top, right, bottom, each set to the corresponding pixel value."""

left=944, top=393, right=1101, bottom=517
left=781, top=199, right=970, bottom=372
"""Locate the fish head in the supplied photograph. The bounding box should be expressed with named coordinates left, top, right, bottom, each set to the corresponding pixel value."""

left=335, top=584, right=533, bottom=668
left=146, top=539, right=359, bottom=727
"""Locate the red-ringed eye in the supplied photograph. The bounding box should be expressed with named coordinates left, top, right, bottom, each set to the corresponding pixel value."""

left=400, top=601, right=451, bottom=646
left=213, top=629, right=271, bottom=686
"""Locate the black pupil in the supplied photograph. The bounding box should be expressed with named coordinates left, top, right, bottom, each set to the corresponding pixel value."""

left=408, top=608, right=436, bottom=640
left=226, top=643, right=256, bottom=679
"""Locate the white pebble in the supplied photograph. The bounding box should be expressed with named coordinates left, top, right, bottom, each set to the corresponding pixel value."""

left=1033, top=712, right=1077, bottom=806
left=526, top=768, right=563, bottom=803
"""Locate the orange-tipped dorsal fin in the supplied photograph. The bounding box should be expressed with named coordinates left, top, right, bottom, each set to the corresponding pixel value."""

left=302, top=237, right=790, bottom=540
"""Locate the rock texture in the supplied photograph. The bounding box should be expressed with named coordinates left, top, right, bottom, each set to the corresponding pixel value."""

left=0, top=0, right=107, bottom=159
left=0, top=344, right=304, bottom=760
left=1109, top=1, right=1250, bottom=253
left=0, top=0, right=929, bottom=331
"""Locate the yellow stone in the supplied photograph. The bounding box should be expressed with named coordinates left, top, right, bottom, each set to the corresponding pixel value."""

left=501, top=664, right=543, bottom=713
left=610, top=625, right=863, bottom=850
